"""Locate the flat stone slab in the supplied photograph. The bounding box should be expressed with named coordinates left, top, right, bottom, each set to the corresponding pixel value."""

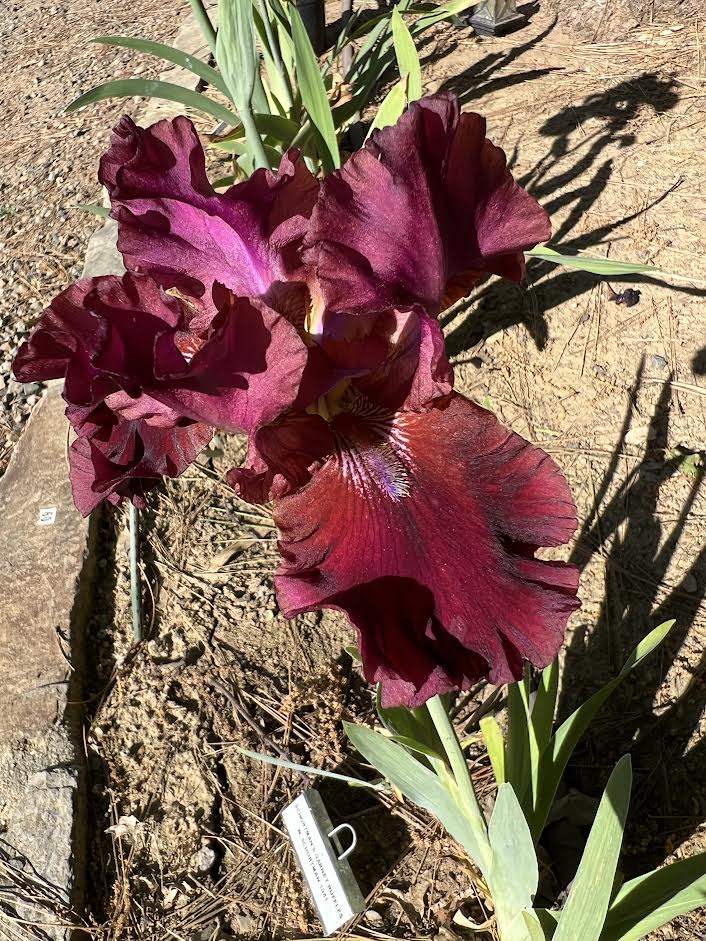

left=0, top=386, right=95, bottom=937
left=81, top=217, right=124, bottom=279
left=0, top=9, right=214, bottom=935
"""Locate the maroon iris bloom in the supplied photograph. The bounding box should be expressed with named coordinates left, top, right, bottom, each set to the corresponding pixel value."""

left=13, top=93, right=579, bottom=706
left=13, top=273, right=308, bottom=513
left=227, top=304, right=578, bottom=708
left=14, top=116, right=317, bottom=512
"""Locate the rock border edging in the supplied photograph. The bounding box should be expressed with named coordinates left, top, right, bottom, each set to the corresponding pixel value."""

left=0, top=9, right=212, bottom=937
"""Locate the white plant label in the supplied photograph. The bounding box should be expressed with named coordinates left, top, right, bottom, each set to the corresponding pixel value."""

left=38, top=507, right=57, bottom=526
left=282, top=791, right=365, bottom=935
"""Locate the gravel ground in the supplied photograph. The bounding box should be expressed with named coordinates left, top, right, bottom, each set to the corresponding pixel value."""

left=0, top=0, right=189, bottom=472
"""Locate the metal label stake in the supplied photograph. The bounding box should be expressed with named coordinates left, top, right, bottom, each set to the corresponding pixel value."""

left=282, top=790, right=365, bottom=935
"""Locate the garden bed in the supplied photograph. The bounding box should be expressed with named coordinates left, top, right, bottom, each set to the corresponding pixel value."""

left=4, top=0, right=706, bottom=938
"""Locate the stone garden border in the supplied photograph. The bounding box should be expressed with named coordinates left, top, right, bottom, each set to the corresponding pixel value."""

left=0, top=9, right=213, bottom=937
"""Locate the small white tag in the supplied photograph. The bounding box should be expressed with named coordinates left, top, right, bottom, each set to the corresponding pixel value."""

left=283, top=791, right=365, bottom=935
left=38, top=507, right=57, bottom=526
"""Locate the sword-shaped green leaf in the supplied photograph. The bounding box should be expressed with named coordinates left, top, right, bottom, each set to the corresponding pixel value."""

left=252, top=1, right=295, bottom=114
left=216, top=0, right=270, bottom=168
left=529, top=620, right=674, bottom=843
left=234, top=744, right=389, bottom=790
left=367, top=77, right=407, bottom=136
left=211, top=112, right=302, bottom=149
left=532, top=658, right=559, bottom=758
left=66, top=79, right=237, bottom=125
left=480, top=715, right=506, bottom=785
left=553, top=756, right=632, bottom=941
left=216, top=0, right=258, bottom=110
left=391, top=7, right=422, bottom=100
left=488, top=783, right=539, bottom=929
left=93, top=36, right=230, bottom=98
left=601, top=851, right=706, bottom=941
left=289, top=4, right=340, bottom=171
left=527, top=246, right=658, bottom=275
left=376, top=686, right=445, bottom=759
left=345, top=721, right=492, bottom=872
left=505, top=669, right=532, bottom=809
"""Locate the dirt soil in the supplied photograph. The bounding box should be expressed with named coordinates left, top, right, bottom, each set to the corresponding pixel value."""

left=545, top=0, right=706, bottom=40
left=4, top=0, right=706, bottom=939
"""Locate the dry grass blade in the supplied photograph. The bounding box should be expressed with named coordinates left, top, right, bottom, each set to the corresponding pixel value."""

left=0, top=844, right=88, bottom=939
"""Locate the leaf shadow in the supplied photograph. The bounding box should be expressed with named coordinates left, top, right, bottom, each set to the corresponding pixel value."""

left=436, top=11, right=557, bottom=107
left=556, top=359, right=706, bottom=872
left=443, top=68, right=703, bottom=355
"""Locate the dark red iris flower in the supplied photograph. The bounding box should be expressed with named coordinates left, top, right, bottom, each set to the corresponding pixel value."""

left=13, top=273, right=308, bottom=512
left=13, top=93, right=579, bottom=706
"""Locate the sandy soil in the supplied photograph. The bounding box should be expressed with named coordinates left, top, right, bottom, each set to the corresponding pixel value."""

left=3, top=0, right=706, bottom=938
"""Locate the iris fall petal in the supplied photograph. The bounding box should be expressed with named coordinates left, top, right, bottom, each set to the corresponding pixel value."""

left=13, top=272, right=308, bottom=513
left=69, top=411, right=212, bottom=516
left=274, top=393, right=579, bottom=707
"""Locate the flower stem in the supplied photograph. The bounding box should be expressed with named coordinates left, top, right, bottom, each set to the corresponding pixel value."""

left=239, top=107, right=271, bottom=170
left=426, top=696, right=494, bottom=888
left=188, top=0, right=217, bottom=56
left=426, top=695, right=486, bottom=829
left=340, top=0, right=353, bottom=76
left=129, top=503, right=143, bottom=642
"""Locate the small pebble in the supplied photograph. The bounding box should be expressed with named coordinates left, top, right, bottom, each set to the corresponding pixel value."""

left=191, top=844, right=217, bottom=874
left=683, top=573, right=698, bottom=593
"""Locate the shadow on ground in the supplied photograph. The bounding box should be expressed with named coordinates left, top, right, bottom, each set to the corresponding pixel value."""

left=556, top=359, right=706, bottom=870
left=438, top=6, right=555, bottom=107
left=439, top=64, right=706, bottom=355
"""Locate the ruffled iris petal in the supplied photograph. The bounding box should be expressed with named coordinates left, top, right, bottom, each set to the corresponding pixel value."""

left=353, top=307, right=453, bottom=411
left=228, top=412, right=333, bottom=504
left=100, top=116, right=318, bottom=314
left=274, top=393, right=579, bottom=708
left=13, top=271, right=308, bottom=514
left=305, top=93, right=551, bottom=318
left=68, top=411, right=212, bottom=516
left=151, top=293, right=309, bottom=433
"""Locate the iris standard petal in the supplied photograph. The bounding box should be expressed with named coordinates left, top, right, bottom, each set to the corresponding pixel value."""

left=151, top=293, right=309, bottom=433
left=274, top=393, right=579, bottom=708
left=352, top=307, right=453, bottom=411
left=101, top=116, right=318, bottom=314
left=305, top=93, right=551, bottom=318
left=293, top=306, right=453, bottom=412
